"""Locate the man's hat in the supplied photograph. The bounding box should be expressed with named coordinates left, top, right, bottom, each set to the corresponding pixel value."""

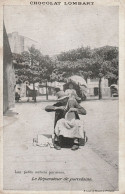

left=56, top=91, right=69, bottom=101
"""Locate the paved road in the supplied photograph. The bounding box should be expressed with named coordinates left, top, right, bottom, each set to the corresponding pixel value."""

left=3, top=99, right=118, bottom=191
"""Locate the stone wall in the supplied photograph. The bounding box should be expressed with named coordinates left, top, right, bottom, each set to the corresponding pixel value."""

left=3, top=24, right=15, bottom=113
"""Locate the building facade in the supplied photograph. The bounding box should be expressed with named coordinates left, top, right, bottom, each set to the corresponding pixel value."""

left=8, top=32, right=39, bottom=54
left=3, top=24, right=16, bottom=113
left=87, top=78, right=110, bottom=97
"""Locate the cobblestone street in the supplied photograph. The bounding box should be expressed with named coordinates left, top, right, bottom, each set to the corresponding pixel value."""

left=3, top=99, right=118, bottom=191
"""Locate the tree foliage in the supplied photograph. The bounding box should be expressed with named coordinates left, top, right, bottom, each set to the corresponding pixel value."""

left=55, top=45, right=118, bottom=99
left=13, top=46, right=54, bottom=84
left=55, top=46, right=118, bottom=83
left=13, top=45, right=118, bottom=100
left=57, top=46, right=92, bottom=61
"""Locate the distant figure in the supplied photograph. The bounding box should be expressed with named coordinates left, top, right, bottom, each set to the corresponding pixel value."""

left=55, top=87, right=60, bottom=93
left=15, top=88, right=21, bottom=102
left=54, top=87, right=61, bottom=98
left=65, top=83, right=81, bottom=102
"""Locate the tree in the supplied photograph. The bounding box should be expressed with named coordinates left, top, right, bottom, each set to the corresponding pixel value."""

left=55, top=45, right=118, bottom=99
left=13, top=46, right=55, bottom=101
left=14, top=45, right=118, bottom=101
left=39, top=55, right=55, bottom=100
left=13, top=47, right=41, bottom=102
left=89, top=46, right=118, bottom=99
left=57, top=46, right=92, bottom=61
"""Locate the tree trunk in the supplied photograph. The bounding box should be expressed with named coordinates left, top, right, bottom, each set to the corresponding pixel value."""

left=33, top=82, right=36, bottom=102
left=99, top=78, right=102, bottom=100
left=46, top=81, right=48, bottom=100
left=31, top=57, right=36, bottom=102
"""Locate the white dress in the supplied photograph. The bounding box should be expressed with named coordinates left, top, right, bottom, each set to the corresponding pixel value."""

left=55, top=111, right=84, bottom=139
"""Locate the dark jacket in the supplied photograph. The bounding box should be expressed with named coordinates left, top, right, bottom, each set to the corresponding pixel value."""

left=45, top=99, right=86, bottom=129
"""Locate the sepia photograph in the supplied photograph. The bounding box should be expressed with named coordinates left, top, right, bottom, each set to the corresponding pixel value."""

left=3, top=4, right=119, bottom=191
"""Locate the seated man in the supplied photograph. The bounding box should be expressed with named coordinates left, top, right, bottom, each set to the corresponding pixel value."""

left=45, top=91, right=86, bottom=150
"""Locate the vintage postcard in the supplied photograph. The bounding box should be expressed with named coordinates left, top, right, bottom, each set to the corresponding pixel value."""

left=0, top=0, right=125, bottom=193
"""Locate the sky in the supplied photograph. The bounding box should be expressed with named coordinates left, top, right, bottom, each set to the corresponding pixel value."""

left=4, top=5, right=119, bottom=56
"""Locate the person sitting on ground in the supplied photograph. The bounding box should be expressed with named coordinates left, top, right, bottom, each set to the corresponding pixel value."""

left=45, top=91, right=86, bottom=150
